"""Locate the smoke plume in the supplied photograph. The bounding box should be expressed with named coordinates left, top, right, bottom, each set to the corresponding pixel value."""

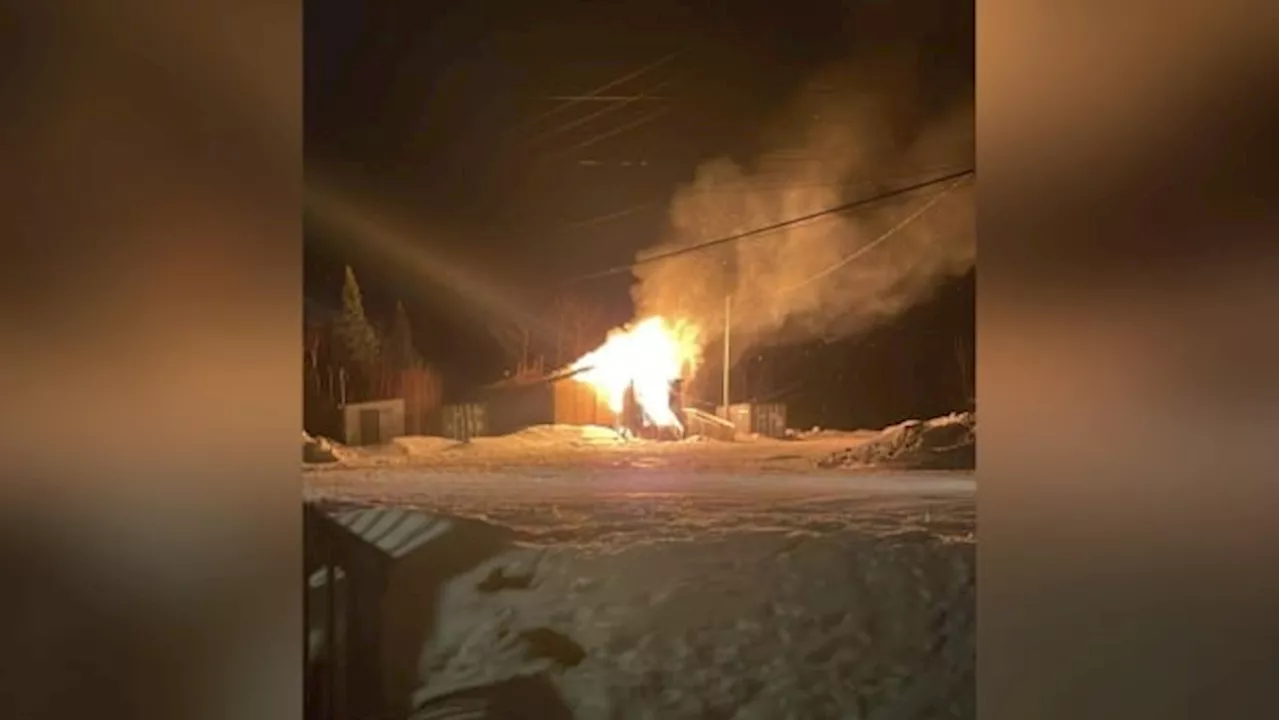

left=630, top=0, right=975, bottom=361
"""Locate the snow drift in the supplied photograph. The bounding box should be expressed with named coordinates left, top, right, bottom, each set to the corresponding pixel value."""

left=410, top=516, right=975, bottom=719
left=820, top=412, right=975, bottom=470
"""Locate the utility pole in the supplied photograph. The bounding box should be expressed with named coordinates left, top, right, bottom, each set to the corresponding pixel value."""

left=722, top=294, right=731, bottom=416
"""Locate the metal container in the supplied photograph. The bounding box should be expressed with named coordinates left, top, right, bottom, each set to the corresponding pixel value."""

left=713, top=402, right=788, bottom=438
left=437, top=403, right=487, bottom=441
left=751, top=403, right=788, bottom=438
left=716, top=403, right=753, bottom=436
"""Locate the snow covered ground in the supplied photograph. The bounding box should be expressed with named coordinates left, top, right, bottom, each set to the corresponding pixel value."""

left=306, top=468, right=975, bottom=719
left=305, top=424, right=886, bottom=474
left=305, top=412, right=976, bottom=475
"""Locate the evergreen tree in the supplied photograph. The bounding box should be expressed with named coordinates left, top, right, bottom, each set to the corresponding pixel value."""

left=334, top=266, right=381, bottom=375
left=385, top=300, right=422, bottom=371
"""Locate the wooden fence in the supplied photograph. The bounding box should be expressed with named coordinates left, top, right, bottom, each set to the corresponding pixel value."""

left=399, top=367, right=443, bottom=435
left=304, top=358, right=443, bottom=440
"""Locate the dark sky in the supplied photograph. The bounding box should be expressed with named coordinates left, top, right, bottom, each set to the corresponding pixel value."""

left=304, top=0, right=974, bottom=428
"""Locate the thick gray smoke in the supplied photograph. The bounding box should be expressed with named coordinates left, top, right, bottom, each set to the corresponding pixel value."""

left=631, top=5, right=975, bottom=361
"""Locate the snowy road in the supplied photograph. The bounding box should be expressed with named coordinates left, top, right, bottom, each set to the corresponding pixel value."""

left=304, top=469, right=974, bottom=546
left=305, top=469, right=976, bottom=719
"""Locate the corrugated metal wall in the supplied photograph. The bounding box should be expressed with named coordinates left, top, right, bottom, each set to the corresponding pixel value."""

left=715, top=402, right=789, bottom=438
left=723, top=403, right=753, bottom=436
left=437, top=403, right=487, bottom=440
left=751, top=403, right=788, bottom=438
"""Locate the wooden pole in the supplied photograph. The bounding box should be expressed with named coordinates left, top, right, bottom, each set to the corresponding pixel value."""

left=722, top=295, right=731, bottom=416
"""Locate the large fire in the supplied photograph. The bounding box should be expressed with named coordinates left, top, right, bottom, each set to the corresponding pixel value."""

left=570, top=316, right=701, bottom=429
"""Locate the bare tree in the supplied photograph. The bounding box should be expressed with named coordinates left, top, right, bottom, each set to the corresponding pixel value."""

left=304, top=321, right=323, bottom=392
left=550, top=293, right=605, bottom=366
left=488, top=319, right=543, bottom=379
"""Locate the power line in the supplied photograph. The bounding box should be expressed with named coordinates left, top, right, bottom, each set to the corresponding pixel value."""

left=650, top=164, right=971, bottom=198
left=706, top=174, right=968, bottom=339
left=774, top=175, right=971, bottom=296
left=507, top=51, right=681, bottom=135
left=526, top=78, right=675, bottom=148
left=558, top=202, right=656, bottom=230
left=574, top=159, right=653, bottom=167
left=551, top=164, right=968, bottom=230
left=572, top=168, right=974, bottom=281
left=550, top=105, right=671, bottom=158
left=537, top=95, right=672, bottom=102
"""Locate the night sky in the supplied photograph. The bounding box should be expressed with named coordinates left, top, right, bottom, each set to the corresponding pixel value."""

left=304, top=0, right=974, bottom=429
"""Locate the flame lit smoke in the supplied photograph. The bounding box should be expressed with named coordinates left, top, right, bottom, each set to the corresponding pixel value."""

left=632, top=0, right=974, bottom=364
left=569, top=317, right=702, bottom=429
left=570, top=0, right=973, bottom=419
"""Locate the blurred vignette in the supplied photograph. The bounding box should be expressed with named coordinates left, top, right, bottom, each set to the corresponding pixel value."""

left=978, top=1, right=1274, bottom=718
left=0, top=2, right=1272, bottom=720
left=1, top=2, right=301, bottom=720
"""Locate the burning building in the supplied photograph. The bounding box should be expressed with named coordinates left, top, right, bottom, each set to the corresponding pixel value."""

left=481, top=366, right=617, bottom=436
left=479, top=316, right=703, bottom=439
left=568, top=316, right=702, bottom=433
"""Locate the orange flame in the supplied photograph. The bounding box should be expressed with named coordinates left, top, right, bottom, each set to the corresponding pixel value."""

left=570, top=317, right=701, bottom=429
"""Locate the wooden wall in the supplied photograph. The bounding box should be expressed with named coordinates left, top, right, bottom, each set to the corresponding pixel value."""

left=552, top=379, right=616, bottom=427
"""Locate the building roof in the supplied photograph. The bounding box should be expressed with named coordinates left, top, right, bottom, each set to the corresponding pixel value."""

left=306, top=507, right=455, bottom=587
left=329, top=506, right=453, bottom=559
left=306, top=503, right=516, bottom=588
left=480, top=365, right=593, bottom=392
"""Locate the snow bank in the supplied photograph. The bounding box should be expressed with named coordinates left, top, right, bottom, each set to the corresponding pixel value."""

left=392, top=436, right=462, bottom=455
left=503, top=424, right=628, bottom=447
left=302, top=432, right=340, bottom=464
left=427, top=424, right=630, bottom=455
left=303, top=432, right=400, bottom=465
left=820, top=412, right=976, bottom=470
left=351, top=425, right=632, bottom=468
left=412, top=528, right=975, bottom=719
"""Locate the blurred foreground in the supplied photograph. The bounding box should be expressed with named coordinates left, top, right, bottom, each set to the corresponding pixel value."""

left=304, top=468, right=974, bottom=719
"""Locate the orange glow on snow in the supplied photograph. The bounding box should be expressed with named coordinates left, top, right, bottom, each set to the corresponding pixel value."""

left=570, top=317, right=701, bottom=429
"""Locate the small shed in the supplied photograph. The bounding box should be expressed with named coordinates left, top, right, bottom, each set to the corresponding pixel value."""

left=552, top=377, right=615, bottom=427
left=483, top=373, right=615, bottom=436
left=304, top=504, right=515, bottom=720
left=340, top=398, right=405, bottom=446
